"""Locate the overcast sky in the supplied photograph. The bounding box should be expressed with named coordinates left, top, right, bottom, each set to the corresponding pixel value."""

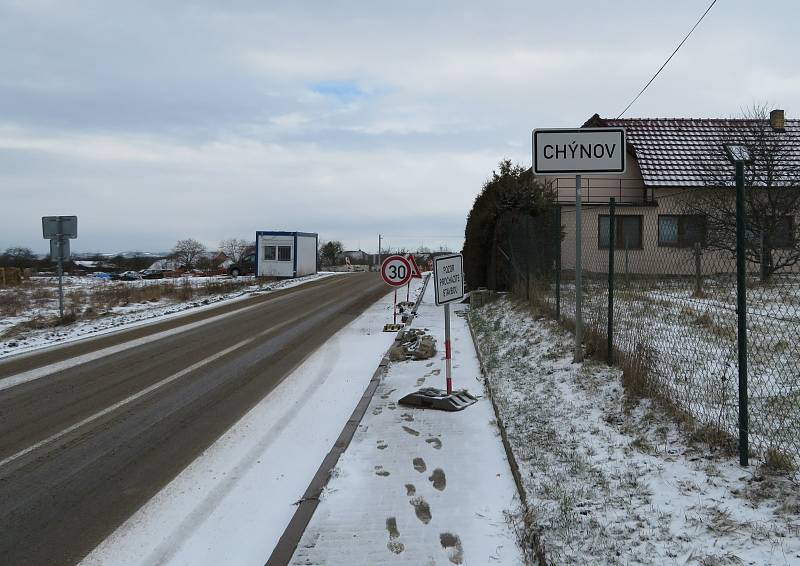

left=1, top=0, right=797, bottom=255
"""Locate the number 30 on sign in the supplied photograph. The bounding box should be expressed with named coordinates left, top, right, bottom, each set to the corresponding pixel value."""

left=380, top=255, right=412, bottom=287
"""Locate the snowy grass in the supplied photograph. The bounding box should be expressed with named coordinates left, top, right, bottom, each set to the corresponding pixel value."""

left=471, top=296, right=800, bottom=565
left=533, top=273, right=800, bottom=470
left=0, top=273, right=335, bottom=358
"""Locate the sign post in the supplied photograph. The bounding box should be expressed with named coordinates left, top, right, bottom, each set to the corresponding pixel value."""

left=42, top=215, right=78, bottom=320
left=433, top=253, right=464, bottom=395
left=405, top=253, right=422, bottom=302
left=533, top=128, right=626, bottom=363
left=380, top=254, right=412, bottom=331
left=396, top=252, right=476, bottom=412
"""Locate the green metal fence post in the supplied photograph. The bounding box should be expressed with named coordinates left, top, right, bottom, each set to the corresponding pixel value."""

left=608, top=198, right=615, bottom=365
left=555, top=206, right=561, bottom=321
left=735, top=160, right=749, bottom=466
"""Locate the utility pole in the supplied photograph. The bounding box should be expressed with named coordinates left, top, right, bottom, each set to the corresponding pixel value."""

left=378, top=234, right=382, bottom=268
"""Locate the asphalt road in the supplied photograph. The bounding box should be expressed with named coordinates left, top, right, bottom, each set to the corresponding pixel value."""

left=0, top=273, right=390, bottom=566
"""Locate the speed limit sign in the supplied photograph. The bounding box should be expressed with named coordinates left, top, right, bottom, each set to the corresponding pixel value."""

left=381, top=255, right=412, bottom=287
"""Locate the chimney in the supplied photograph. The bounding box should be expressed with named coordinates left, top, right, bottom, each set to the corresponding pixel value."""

left=770, top=109, right=785, bottom=131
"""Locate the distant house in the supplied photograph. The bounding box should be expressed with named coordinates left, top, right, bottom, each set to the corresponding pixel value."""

left=71, top=260, right=118, bottom=274
left=148, top=259, right=178, bottom=271
left=538, top=109, right=800, bottom=275
left=336, top=250, right=371, bottom=265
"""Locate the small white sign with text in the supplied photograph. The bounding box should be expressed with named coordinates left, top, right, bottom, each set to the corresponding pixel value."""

left=433, top=253, right=464, bottom=306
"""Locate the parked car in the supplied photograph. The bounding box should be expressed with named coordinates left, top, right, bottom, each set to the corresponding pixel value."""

left=119, top=270, right=142, bottom=281
left=228, top=253, right=256, bottom=277
left=139, top=269, right=165, bottom=280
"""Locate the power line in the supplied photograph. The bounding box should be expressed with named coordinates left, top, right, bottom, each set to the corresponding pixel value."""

left=616, top=0, right=719, bottom=119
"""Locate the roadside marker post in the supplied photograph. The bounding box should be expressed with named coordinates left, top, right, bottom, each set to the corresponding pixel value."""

left=533, top=127, right=626, bottom=363
left=380, top=255, right=412, bottom=332
left=397, top=253, right=476, bottom=411
left=42, top=215, right=78, bottom=320
left=405, top=254, right=422, bottom=303
left=432, top=254, right=464, bottom=395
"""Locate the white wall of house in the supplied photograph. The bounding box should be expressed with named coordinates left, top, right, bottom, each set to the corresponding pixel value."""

left=539, top=150, right=648, bottom=204
left=558, top=189, right=798, bottom=276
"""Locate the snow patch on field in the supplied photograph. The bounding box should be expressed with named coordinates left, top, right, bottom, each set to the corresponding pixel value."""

left=0, top=273, right=336, bottom=359
left=471, top=296, right=800, bottom=565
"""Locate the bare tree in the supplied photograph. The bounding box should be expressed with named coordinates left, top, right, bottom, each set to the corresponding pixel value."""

left=682, top=105, right=800, bottom=281
left=319, top=240, right=343, bottom=266
left=218, top=238, right=251, bottom=263
left=172, top=238, right=206, bottom=270
left=2, top=246, right=36, bottom=268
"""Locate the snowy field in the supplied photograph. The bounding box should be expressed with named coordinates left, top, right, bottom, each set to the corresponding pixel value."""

left=0, top=273, right=337, bottom=359
left=471, top=296, right=800, bottom=565
left=539, top=274, right=800, bottom=467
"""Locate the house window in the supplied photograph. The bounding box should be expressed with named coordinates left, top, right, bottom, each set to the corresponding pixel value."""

left=278, top=246, right=292, bottom=262
left=599, top=215, right=642, bottom=249
left=658, top=215, right=706, bottom=247
left=263, top=246, right=276, bottom=261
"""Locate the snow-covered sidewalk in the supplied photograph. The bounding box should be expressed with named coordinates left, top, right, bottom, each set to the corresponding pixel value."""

left=291, top=283, right=523, bottom=564
left=471, top=296, right=800, bottom=566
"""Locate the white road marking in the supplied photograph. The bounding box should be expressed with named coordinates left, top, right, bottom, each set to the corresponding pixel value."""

left=0, top=277, right=347, bottom=393
left=0, top=303, right=254, bottom=393
left=0, top=313, right=305, bottom=470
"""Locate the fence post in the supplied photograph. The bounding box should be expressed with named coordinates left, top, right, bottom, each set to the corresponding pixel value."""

left=694, top=242, right=703, bottom=297
left=608, top=198, right=615, bottom=365
left=734, top=160, right=749, bottom=466
left=525, top=216, right=531, bottom=301
left=574, top=174, right=583, bottom=363
left=555, top=206, right=561, bottom=321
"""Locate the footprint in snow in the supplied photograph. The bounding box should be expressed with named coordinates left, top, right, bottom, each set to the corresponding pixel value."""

left=429, top=468, right=446, bottom=491
left=410, top=496, right=432, bottom=524
left=440, top=532, right=464, bottom=564
left=413, top=457, right=427, bottom=473
left=425, top=437, right=442, bottom=450
left=386, top=517, right=404, bottom=554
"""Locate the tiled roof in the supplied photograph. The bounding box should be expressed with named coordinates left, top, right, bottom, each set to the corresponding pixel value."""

left=583, top=114, right=800, bottom=188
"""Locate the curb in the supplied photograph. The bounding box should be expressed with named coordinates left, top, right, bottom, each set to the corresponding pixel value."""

left=467, top=309, right=548, bottom=566
left=266, top=275, right=429, bottom=566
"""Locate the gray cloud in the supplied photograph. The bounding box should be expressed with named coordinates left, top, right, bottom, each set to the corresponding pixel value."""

left=0, top=0, right=798, bottom=254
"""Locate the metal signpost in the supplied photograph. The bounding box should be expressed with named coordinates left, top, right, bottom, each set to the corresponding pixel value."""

left=396, top=252, right=476, bottom=412
left=405, top=253, right=423, bottom=302
left=433, top=253, right=464, bottom=395
left=380, top=254, right=412, bottom=331
left=533, top=128, right=626, bottom=362
left=42, top=215, right=78, bottom=320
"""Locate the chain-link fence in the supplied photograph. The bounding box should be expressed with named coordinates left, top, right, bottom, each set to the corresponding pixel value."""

left=494, top=192, right=800, bottom=470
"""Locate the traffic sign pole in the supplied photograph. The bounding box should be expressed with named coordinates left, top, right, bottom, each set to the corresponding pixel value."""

left=381, top=255, right=413, bottom=329
left=444, top=303, right=452, bottom=394
left=57, top=237, right=64, bottom=320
